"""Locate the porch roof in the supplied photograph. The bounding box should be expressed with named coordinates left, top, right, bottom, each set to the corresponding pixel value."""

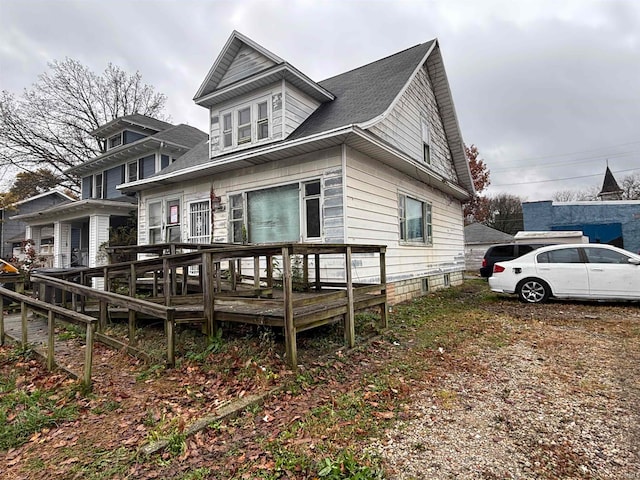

left=10, top=199, right=136, bottom=226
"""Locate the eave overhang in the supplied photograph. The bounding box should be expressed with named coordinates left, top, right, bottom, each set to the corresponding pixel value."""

left=91, top=118, right=163, bottom=139
left=119, top=126, right=471, bottom=201
left=66, top=138, right=193, bottom=177
left=10, top=199, right=136, bottom=226
left=194, top=63, right=335, bottom=109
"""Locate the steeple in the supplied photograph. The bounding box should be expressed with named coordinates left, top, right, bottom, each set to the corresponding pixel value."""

left=597, top=163, right=623, bottom=201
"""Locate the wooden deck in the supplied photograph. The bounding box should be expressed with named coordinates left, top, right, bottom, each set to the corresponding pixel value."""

left=20, top=243, right=387, bottom=368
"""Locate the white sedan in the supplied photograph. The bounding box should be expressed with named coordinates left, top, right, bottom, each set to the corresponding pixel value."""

left=488, top=243, right=640, bottom=303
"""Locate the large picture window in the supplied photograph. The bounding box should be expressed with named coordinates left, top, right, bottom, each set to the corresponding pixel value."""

left=229, top=180, right=322, bottom=244
left=399, top=194, right=432, bottom=244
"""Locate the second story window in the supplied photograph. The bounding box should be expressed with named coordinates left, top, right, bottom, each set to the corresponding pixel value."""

left=237, top=107, right=251, bottom=144
left=108, top=133, right=123, bottom=149
left=94, top=173, right=104, bottom=199
left=222, top=113, right=232, bottom=147
left=127, top=161, right=138, bottom=183
left=257, top=102, right=269, bottom=140
left=220, top=97, right=271, bottom=151
left=421, top=119, right=431, bottom=165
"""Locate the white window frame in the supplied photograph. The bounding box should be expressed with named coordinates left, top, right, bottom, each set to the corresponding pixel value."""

left=421, top=118, right=431, bottom=165
left=399, top=193, right=432, bottom=245
left=219, top=95, right=271, bottom=150
left=94, top=172, right=104, bottom=199
left=127, top=160, right=138, bottom=183
left=108, top=132, right=123, bottom=150
left=147, top=196, right=182, bottom=244
left=188, top=199, right=211, bottom=244
left=228, top=178, right=322, bottom=244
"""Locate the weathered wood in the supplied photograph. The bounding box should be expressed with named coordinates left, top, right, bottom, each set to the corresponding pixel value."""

left=344, top=247, right=355, bottom=348
left=21, top=302, right=28, bottom=347
left=83, top=321, right=95, bottom=388
left=0, top=296, right=4, bottom=346
left=94, top=332, right=151, bottom=363
left=380, top=250, right=388, bottom=329
left=281, top=247, right=296, bottom=369
left=253, top=256, right=260, bottom=289
left=128, top=310, right=136, bottom=347
left=292, top=290, right=347, bottom=308
left=266, top=255, right=273, bottom=288
left=99, top=300, right=107, bottom=332
left=202, top=252, right=216, bottom=337
left=47, top=310, right=55, bottom=371
left=166, top=308, right=176, bottom=366
left=303, top=255, right=309, bottom=291
left=314, top=253, right=321, bottom=291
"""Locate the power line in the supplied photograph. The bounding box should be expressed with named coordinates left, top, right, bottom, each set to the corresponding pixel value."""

left=490, top=150, right=636, bottom=172
left=492, top=167, right=639, bottom=187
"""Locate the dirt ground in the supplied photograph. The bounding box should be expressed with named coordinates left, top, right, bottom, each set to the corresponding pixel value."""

left=1, top=282, right=639, bottom=479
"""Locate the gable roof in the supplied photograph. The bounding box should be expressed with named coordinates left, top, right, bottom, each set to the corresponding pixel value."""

left=289, top=41, right=435, bottom=140
left=91, top=113, right=174, bottom=139
left=194, top=31, right=334, bottom=107
left=464, top=223, right=514, bottom=245
left=128, top=34, right=473, bottom=198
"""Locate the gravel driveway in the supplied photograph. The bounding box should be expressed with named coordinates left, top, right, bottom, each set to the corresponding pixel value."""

left=375, top=299, right=640, bottom=479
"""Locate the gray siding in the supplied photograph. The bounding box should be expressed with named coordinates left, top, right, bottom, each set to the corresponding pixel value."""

left=105, top=165, right=124, bottom=199
left=368, top=64, right=458, bottom=183
left=323, top=167, right=345, bottom=243
left=284, top=85, right=321, bottom=137
left=218, top=45, right=276, bottom=88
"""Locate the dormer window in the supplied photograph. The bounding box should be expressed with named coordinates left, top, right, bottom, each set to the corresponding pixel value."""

left=219, top=97, right=271, bottom=150
left=257, top=102, right=269, bottom=140
left=237, top=107, right=251, bottom=144
left=108, top=133, right=123, bottom=149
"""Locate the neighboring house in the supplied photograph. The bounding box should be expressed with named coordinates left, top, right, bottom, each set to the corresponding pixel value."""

left=11, top=114, right=207, bottom=269
left=0, top=190, right=75, bottom=262
left=464, top=223, right=514, bottom=270
left=523, top=167, right=640, bottom=253
left=119, top=31, right=473, bottom=304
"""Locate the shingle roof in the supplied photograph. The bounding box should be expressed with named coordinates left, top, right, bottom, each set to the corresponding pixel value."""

left=464, top=223, right=514, bottom=245
left=598, top=166, right=623, bottom=197
left=91, top=113, right=174, bottom=138
left=288, top=41, right=435, bottom=140
left=154, top=124, right=209, bottom=146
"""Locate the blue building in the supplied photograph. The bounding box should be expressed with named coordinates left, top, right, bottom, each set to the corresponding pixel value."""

left=522, top=200, right=640, bottom=254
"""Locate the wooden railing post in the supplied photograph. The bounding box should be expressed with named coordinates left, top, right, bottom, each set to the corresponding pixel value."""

left=254, top=255, right=260, bottom=289
left=281, top=246, right=297, bottom=369
left=266, top=255, right=273, bottom=289
left=0, top=296, right=4, bottom=346
left=47, top=310, right=55, bottom=371
left=314, top=253, right=321, bottom=291
left=303, top=254, right=309, bottom=291
left=83, top=321, right=95, bottom=388
left=380, top=248, right=388, bottom=329
left=21, top=301, right=28, bottom=348
left=202, top=252, right=216, bottom=337
left=166, top=308, right=175, bottom=367
left=344, top=247, right=355, bottom=348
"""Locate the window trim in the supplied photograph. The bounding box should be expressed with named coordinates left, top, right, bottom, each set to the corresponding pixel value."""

left=399, top=192, right=432, bottom=245
left=108, top=132, right=123, bottom=150
left=421, top=118, right=431, bottom=165
left=94, top=172, right=104, bottom=199
left=228, top=178, right=322, bottom=244
left=219, top=95, right=271, bottom=150
left=147, top=196, right=182, bottom=244
left=127, top=160, right=138, bottom=183
left=188, top=199, right=211, bottom=244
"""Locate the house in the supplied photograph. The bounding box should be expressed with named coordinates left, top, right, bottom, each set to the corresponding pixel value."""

left=463, top=223, right=514, bottom=270
left=523, top=168, right=640, bottom=253
left=0, top=190, right=74, bottom=263
left=118, top=31, right=473, bottom=304
left=11, top=114, right=207, bottom=270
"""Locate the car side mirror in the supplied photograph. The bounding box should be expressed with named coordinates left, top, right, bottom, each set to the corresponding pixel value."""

left=629, top=258, right=640, bottom=265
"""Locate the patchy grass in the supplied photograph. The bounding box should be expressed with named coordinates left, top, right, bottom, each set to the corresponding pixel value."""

left=0, top=347, right=79, bottom=451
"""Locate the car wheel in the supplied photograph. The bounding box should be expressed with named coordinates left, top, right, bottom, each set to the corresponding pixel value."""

left=517, top=278, right=550, bottom=303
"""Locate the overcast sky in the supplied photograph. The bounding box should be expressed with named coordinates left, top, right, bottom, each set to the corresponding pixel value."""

left=1, top=0, right=638, bottom=201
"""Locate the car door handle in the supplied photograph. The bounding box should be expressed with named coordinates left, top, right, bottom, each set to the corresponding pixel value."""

left=590, top=267, right=604, bottom=272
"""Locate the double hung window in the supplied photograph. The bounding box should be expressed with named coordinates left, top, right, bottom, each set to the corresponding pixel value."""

left=127, top=161, right=138, bottom=183
left=148, top=198, right=182, bottom=244
left=94, top=173, right=104, bottom=199
left=421, top=119, right=431, bottom=164
left=399, top=194, right=432, bottom=244
left=220, top=97, right=270, bottom=149
left=108, top=133, right=122, bottom=149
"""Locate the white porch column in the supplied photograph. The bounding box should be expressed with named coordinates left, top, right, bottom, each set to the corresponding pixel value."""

left=53, top=221, right=72, bottom=268
left=89, top=214, right=110, bottom=289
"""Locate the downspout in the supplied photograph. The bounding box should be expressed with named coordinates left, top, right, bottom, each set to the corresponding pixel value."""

left=341, top=143, right=348, bottom=244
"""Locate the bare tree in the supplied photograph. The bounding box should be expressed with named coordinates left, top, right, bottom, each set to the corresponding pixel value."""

left=485, top=193, right=524, bottom=235
left=621, top=172, right=640, bottom=200
left=551, top=185, right=600, bottom=202
left=0, top=58, right=167, bottom=189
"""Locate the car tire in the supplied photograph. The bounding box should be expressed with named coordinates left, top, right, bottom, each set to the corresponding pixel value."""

left=517, top=278, right=551, bottom=304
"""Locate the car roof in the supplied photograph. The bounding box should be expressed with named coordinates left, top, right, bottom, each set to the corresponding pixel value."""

left=506, top=243, right=640, bottom=260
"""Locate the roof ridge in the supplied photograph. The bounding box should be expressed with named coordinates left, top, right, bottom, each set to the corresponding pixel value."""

left=318, top=41, right=432, bottom=84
